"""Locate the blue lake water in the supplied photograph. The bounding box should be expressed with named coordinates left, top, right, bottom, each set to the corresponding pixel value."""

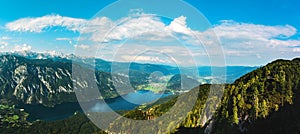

left=18, top=90, right=171, bottom=121
left=88, top=90, right=171, bottom=112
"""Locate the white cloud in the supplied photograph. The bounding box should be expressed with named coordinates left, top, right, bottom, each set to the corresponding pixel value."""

left=4, top=14, right=195, bottom=43
left=214, top=22, right=297, bottom=48
left=13, top=44, right=32, bottom=52
left=6, top=14, right=87, bottom=32
left=5, top=14, right=114, bottom=35
left=1, top=36, right=10, bottom=40
left=80, top=17, right=114, bottom=34
left=225, top=50, right=241, bottom=56
left=5, top=14, right=299, bottom=47
left=92, top=14, right=171, bottom=42
left=74, top=44, right=90, bottom=50
left=55, top=37, right=71, bottom=41
left=4, top=13, right=300, bottom=65
left=166, top=16, right=191, bottom=35
left=214, top=20, right=296, bottom=40
left=203, top=20, right=300, bottom=59
left=121, top=55, right=170, bottom=64
left=80, top=15, right=300, bottom=65
left=89, top=43, right=202, bottom=66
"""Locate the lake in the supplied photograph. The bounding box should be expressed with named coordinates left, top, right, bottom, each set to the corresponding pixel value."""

left=18, top=90, right=171, bottom=122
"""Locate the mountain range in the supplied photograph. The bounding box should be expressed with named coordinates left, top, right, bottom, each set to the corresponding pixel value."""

left=0, top=52, right=256, bottom=107
left=0, top=52, right=271, bottom=134
left=14, top=57, right=295, bottom=134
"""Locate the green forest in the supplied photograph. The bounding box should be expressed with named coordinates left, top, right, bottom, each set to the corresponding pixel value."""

left=1, top=58, right=300, bottom=133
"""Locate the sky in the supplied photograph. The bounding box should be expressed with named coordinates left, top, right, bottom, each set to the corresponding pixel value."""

left=0, top=0, right=299, bottom=66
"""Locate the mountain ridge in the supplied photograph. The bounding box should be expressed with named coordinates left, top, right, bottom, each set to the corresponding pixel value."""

left=105, top=57, right=300, bottom=133
left=0, top=57, right=298, bottom=133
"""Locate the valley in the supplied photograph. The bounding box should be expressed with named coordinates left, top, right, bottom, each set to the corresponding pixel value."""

left=0, top=52, right=264, bottom=133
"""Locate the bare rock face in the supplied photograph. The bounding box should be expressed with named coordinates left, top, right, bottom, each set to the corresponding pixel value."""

left=0, top=55, right=120, bottom=107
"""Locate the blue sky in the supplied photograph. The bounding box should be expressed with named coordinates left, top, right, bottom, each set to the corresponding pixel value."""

left=0, top=0, right=299, bottom=66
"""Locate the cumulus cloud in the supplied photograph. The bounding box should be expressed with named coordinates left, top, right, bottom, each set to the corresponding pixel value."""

left=90, top=14, right=171, bottom=42
left=166, top=16, right=191, bottom=35
left=4, top=13, right=300, bottom=65
left=94, top=15, right=203, bottom=43
left=214, top=20, right=296, bottom=39
left=85, top=15, right=300, bottom=65
left=210, top=20, right=300, bottom=55
left=6, top=14, right=87, bottom=32
left=80, top=17, right=114, bottom=34
left=5, top=14, right=299, bottom=46
left=5, top=14, right=194, bottom=43
left=5, top=14, right=114, bottom=34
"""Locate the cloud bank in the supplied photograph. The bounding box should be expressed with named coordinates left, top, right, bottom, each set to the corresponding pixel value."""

left=4, top=13, right=300, bottom=65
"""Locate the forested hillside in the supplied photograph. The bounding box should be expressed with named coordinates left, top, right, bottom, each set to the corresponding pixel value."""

left=1, top=58, right=299, bottom=133
left=113, top=58, right=300, bottom=133
left=212, top=58, right=300, bottom=133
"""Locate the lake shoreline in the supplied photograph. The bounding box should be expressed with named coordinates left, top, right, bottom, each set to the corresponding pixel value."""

left=16, top=90, right=173, bottom=122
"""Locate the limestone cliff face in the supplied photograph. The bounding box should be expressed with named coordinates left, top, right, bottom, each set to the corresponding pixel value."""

left=0, top=55, right=121, bottom=107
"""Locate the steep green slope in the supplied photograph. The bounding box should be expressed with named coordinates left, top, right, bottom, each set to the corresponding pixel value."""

left=0, top=112, right=103, bottom=134
left=212, top=58, right=300, bottom=133
left=1, top=58, right=299, bottom=133
left=109, top=58, right=300, bottom=133
left=0, top=104, right=29, bottom=130
left=105, top=84, right=224, bottom=133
